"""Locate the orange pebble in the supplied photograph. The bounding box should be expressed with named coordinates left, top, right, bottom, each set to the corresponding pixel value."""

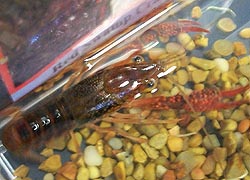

left=238, top=119, right=250, bottom=133
left=233, top=41, right=247, bottom=56
left=162, top=170, right=176, bottom=180
left=191, top=168, right=205, bottom=180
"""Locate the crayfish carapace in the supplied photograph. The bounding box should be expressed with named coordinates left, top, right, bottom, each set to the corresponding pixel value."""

left=1, top=61, right=166, bottom=162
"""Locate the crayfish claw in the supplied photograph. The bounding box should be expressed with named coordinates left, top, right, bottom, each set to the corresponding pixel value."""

left=220, top=84, right=250, bottom=97
left=181, top=26, right=210, bottom=33
left=214, top=99, right=250, bottom=110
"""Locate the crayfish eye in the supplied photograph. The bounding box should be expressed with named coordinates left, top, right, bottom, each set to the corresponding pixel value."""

left=146, top=79, right=155, bottom=88
left=132, top=55, right=144, bottom=63
left=143, top=78, right=158, bottom=93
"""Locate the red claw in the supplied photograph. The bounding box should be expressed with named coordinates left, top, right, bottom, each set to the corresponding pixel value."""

left=213, top=85, right=250, bottom=110
left=180, top=26, right=210, bottom=34
left=152, top=19, right=209, bottom=37
left=127, top=85, right=250, bottom=113
left=220, top=84, right=250, bottom=97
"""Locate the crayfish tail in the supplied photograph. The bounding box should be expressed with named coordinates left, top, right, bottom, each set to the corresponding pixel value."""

left=22, top=149, right=46, bottom=163
left=7, top=148, right=45, bottom=164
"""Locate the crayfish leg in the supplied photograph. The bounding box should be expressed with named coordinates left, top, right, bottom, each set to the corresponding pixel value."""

left=126, top=96, right=170, bottom=110
left=86, top=122, right=147, bottom=143
left=103, top=112, right=182, bottom=125
left=177, top=114, right=192, bottom=127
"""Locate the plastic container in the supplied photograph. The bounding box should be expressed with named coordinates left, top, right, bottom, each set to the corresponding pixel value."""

left=1, top=0, right=250, bottom=179
left=0, top=0, right=171, bottom=110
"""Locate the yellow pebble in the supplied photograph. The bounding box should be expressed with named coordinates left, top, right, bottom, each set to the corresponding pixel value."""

left=40, top=148, right=54, bottom=157
left=187, top=116, right=206, bottom=132
left=189, top=147, right=207, bottom=155
left=167, top=136, right=183, bottom=152
left=239, top=28, right=250, bottom=38
left=192, top=69, right=209, bottom=83
left=191, top=6, right=202, bottom=19
left=114, top=161, right=126, bottom=180
left=177, top=33, right=196, bottom=51
left=86, top=132, right=101, bottom=145
left=14, top=165, right=30, bottom=178
left=77, top=167, right=89, bottom=180
left=45, top=134, right=68, bottom=150
left=159, top=79, right=173, bottom=90
left=88, top=166, right=101, bottom=179
left=228, top=56, right=238, bottom=70
left=165, top=42, right=185, bottom=54
left=221, top=71, right=238, bottom=83
left=133, top=163, right=144, bottom=180
left=201, top=155, right=215, bottom=175
left=38, top=155, right=62, bottom=173
left=67, top=132, right=82, bottom=153
left=176, top=69, right=189, bottom=85
left=96, top=139, right=105, bottom=156
left=57, top=162, right=78, bottom=180
left=100, top=158, right=116, bottom=177
left=190, top=57, right=216, bottom=70
left=188, top=134, right=203, bottom=147
left=79, top=128, right=91, bottom=139
left=238, top=56, right=250, bottom=65
left=149, top=133, right=168, bottom=149
left=194, top=155, right=207, bottom=167
left=221, top=119, right=238, bottom=131
left=207, top=68, right=221, bottom=84
left=141, top=143, right=159, bottom=159
left=148, top=48, right=166, bottom=61
left=194, top=83, right=204, bottom=91
left=205, top=110, right=218, bottom=120
left=193, top=34, right=208, bottom=47
left=132, top=144, right=148, bottom=163
left=144, top=163, right=156, bottom=180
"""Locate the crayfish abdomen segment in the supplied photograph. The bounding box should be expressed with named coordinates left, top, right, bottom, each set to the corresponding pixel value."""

left=1, top=99, right=75, bottom=161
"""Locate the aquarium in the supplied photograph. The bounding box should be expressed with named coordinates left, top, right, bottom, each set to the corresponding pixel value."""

left=0, top=0, right=250, bottom=179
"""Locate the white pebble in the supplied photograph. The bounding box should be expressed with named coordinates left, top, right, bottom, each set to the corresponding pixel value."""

left=84, top=146, right=103, bottom=166
left=108, top=137, right=123, bottom=150
left=214, top=58, right=229, bottom=72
